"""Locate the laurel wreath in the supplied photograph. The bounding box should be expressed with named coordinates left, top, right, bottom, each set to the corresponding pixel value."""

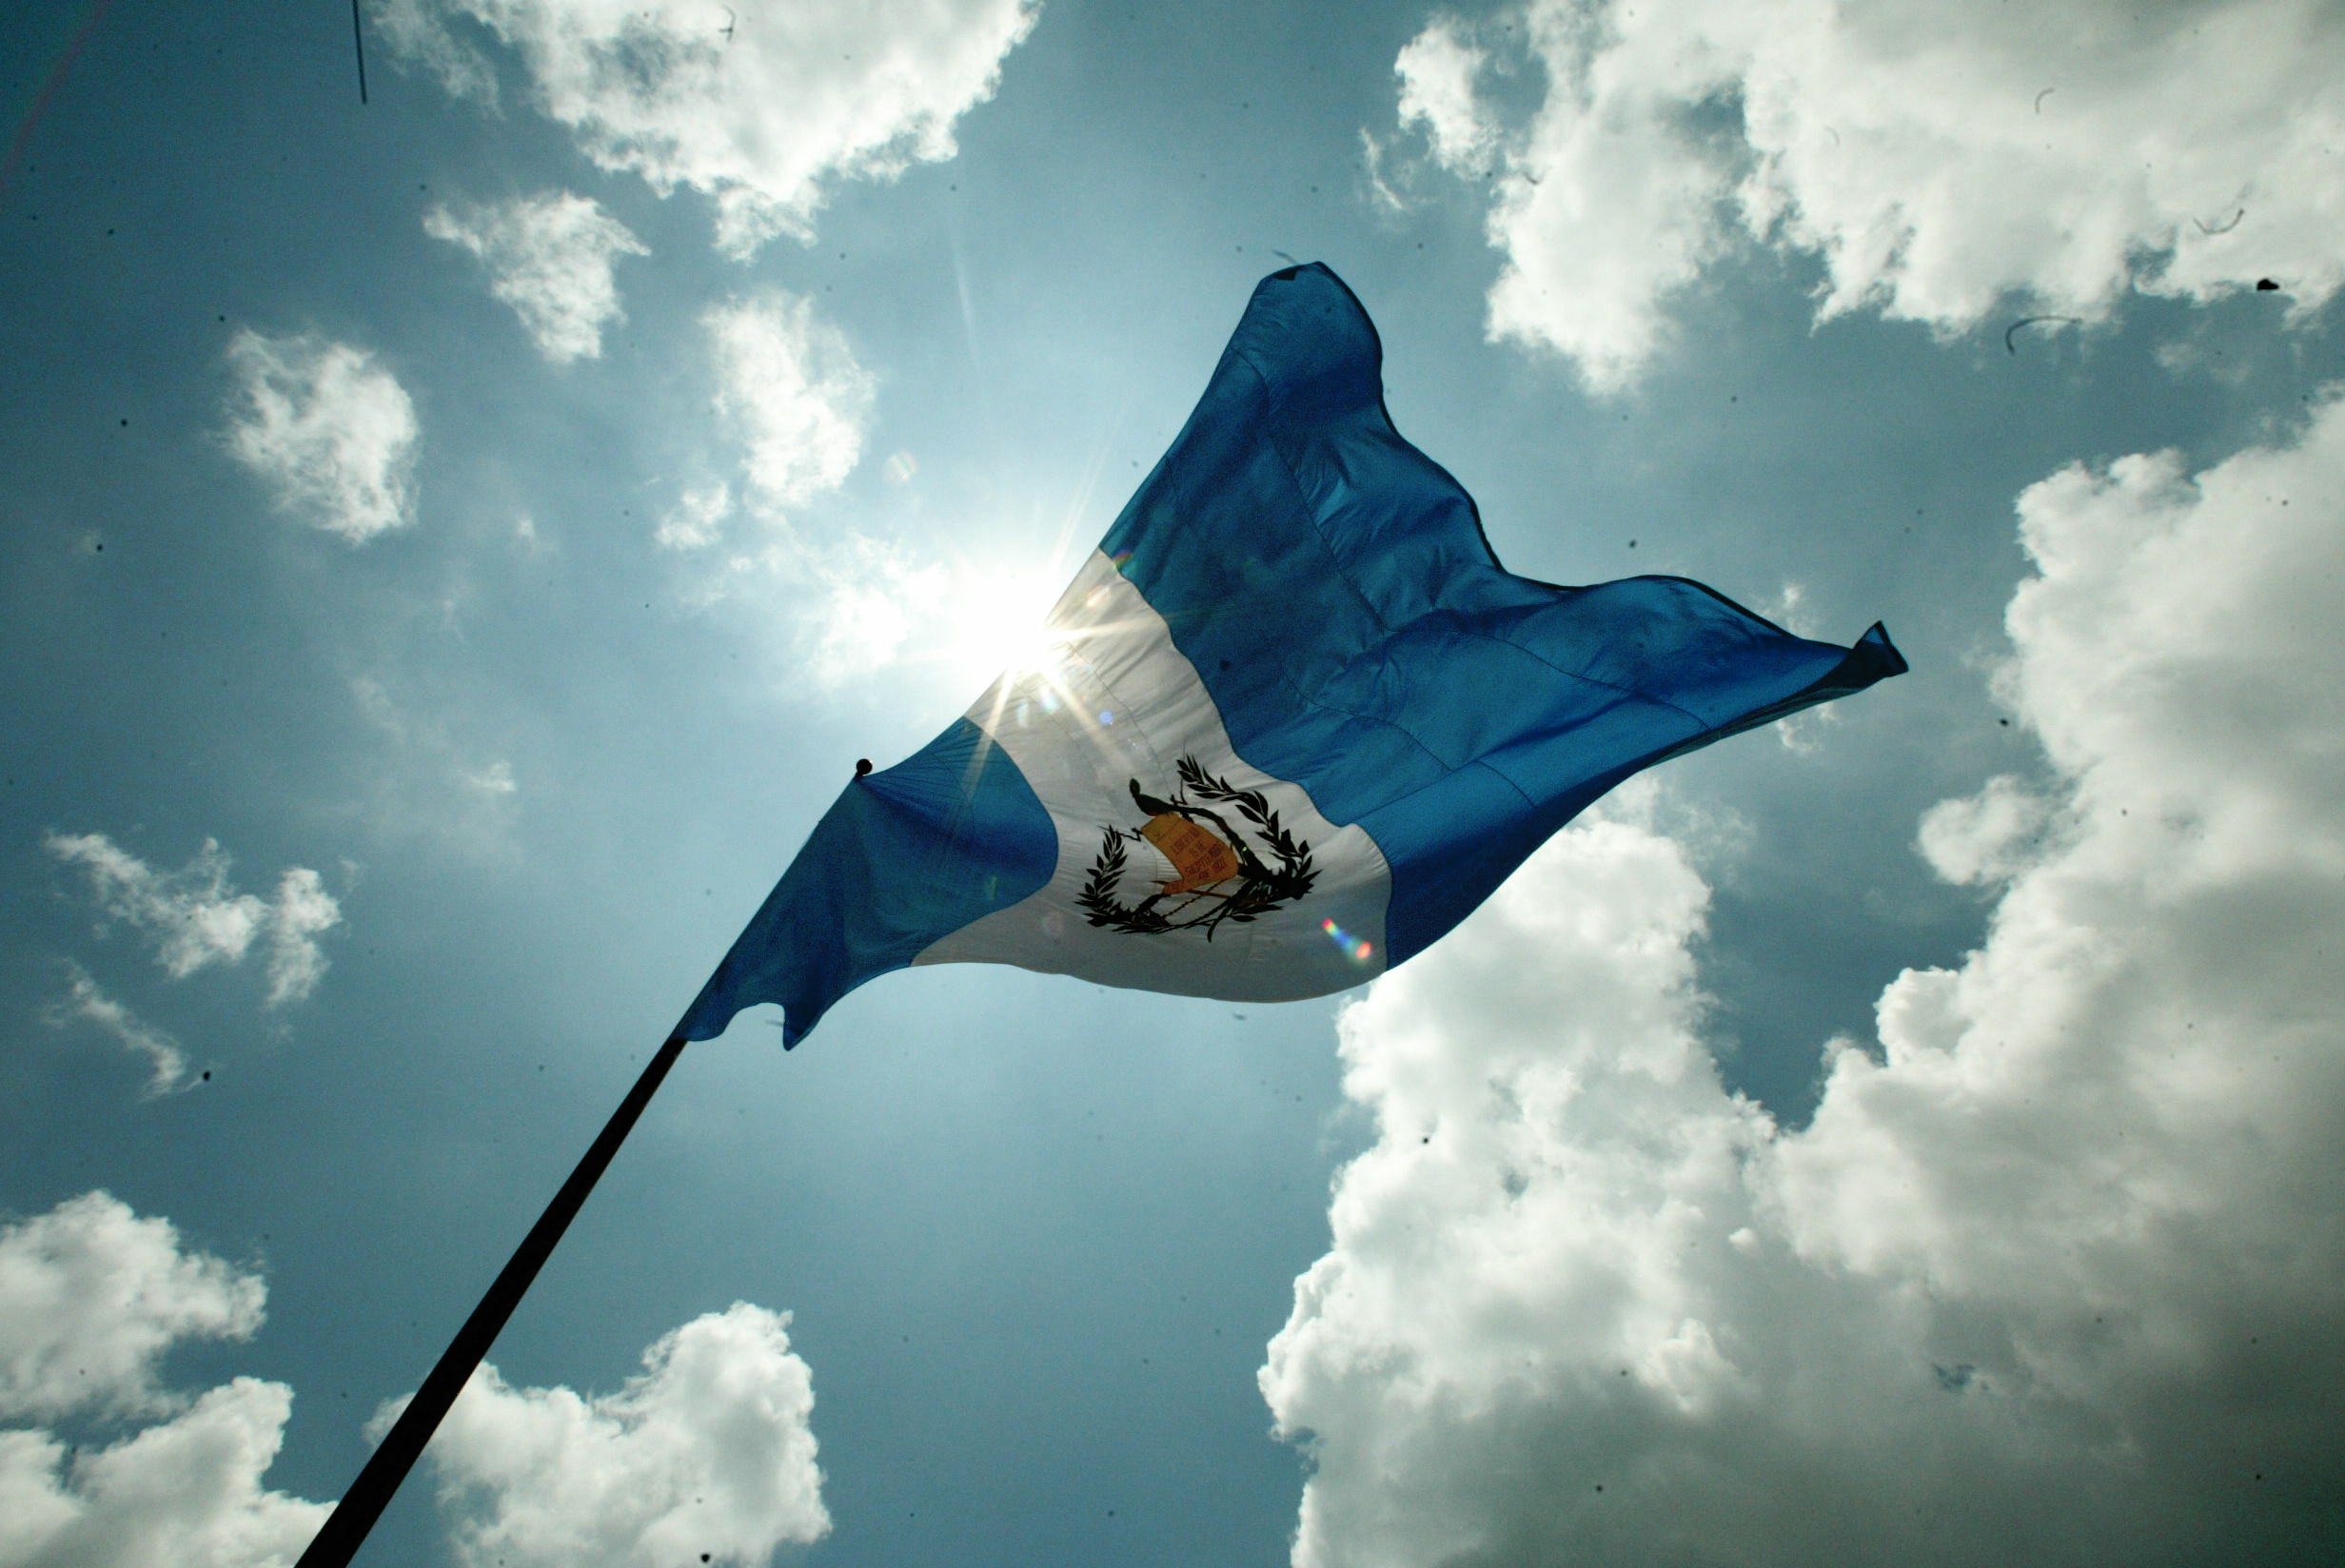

left=1075, top=755, right=1317, bottom=939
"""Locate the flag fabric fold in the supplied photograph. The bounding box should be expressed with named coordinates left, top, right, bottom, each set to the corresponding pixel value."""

left=678, top=263, right=1904, bottom=1048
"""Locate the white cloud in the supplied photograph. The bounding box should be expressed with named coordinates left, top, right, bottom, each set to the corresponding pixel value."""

left=347, top=675, right=522, bottom=853
left=43, top=964, right=188, bottom=1097
left=261, top=869, right=341, bottom=1009
left=468, top=761, right=519, bottom=795
left=1264, top=396, right=2345, bottom=1563
left=0, top=1380, right=328, bottom=1568
left=424, top=191, right=647, bottom=363
left=1357, top=128, right=1408, bottom=216
left=374, top=0, right=502, bottom=106
left=0, top=1195, right=326, bottom=1568
left=385, top=0, right=1037, bottom=257
left=396, top=1303, right=827, bottom=1568
left=680, top=525, right=950, bottom=686
left=47, top=834, right=344, bottom=1009
left=798, top=534, right=948, bottom=686
left=654, top=482, right=732, bottom=551
left=1394, top=21, right=1499, bottom=174
left=1398, top=0, right=2345, bottom=390
left=670, top=292, right=945, bottom=681
left=0, top=1193, right=263, bottom=1423
left=705, top=291, right=874, bottom=519
left=224, top=330, right=418, bottom=541
left=1915, top=772, right=2050, bottom=887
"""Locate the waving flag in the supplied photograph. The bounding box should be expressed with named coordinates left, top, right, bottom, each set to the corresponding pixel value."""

left=679, top=264, right=1904, bottom=1048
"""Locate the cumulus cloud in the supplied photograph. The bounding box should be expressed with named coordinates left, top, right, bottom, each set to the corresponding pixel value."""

left=468, top=761, right=518, bottom=795
left=43, top=964, right=188, bottom=1097
left=0, top=1195, right=325, bottom=1568
left=424, top=191, right=647, bottom=363
left=346, top=675, right=523, bottom=853
left=795, top=532, right=948, bottom=686
left=657, top=294, right=941, bottom=683
left=705, top=291, right=874, bottom=519
left=680, top=292, right=949, bottom=679
left=393, top=1303, right=827, bottom=1568
left=682, top=527, right=948, bottom=685
left=1263, top=396, right=2345, bottom=1563
left=224, top=330, right=418, bottom=541
left=259, top=869, right=342, bottom=1009
left=1394, top=21, right=1500, bottom=174
left=1396, top=0, right=2345, bottom=389
left=47, top=833, right=344, bottom=1008
left=1915, top=772, right=2051, bottom=887
left=374, top=0, right=502, bottom=105
left=654, top=481, right=732, bottom=551
left=384, top=0, right=1037, bottom=256
left=0, top=1193, right=263, bottom=1424
left=0, top=1379, right=328, bottom=1568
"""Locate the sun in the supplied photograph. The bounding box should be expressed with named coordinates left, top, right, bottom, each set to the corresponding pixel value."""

left=936, top=564, right=1073, bottom=689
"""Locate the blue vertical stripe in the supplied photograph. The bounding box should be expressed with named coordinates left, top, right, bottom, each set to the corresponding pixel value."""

left=677, top=717, right=1057, bottom=1047
left=1102, top=264, right=1902, bottom=962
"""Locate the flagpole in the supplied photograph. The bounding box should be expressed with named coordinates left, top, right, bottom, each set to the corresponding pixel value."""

left=292, top=1032, right=691, bottom=1568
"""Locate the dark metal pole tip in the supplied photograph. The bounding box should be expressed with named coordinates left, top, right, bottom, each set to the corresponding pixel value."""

left=854, top=758, right=873, bottom=777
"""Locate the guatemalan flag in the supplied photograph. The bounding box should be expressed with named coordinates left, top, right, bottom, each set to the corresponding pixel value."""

left=677, top=264, right=1905, bottom=1048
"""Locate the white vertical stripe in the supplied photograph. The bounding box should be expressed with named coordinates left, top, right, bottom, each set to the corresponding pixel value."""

left=914, top=550, right=1391, bottom=1001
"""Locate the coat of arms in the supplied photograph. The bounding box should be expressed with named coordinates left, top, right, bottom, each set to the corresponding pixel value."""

left=1076, top=755, right=1317, bottom=937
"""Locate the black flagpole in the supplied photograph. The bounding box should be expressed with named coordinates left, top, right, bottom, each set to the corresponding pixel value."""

left=292, top=1032, right=690, bottom=1568
left=350, top=0, right=369, bottom=105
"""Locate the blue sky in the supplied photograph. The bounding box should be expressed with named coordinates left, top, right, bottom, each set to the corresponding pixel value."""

left=5, top=2, right=2344, bottom=1565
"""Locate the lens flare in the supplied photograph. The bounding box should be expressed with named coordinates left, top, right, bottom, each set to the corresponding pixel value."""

left=1320, top=917, right=1374, bottom=965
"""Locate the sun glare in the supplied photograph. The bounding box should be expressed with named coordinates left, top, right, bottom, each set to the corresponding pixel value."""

left=940, top=566, right=1071, bottom=688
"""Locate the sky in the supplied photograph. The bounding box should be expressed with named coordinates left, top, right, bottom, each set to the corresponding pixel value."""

left=2, top=1, right=2342, bottom=1565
